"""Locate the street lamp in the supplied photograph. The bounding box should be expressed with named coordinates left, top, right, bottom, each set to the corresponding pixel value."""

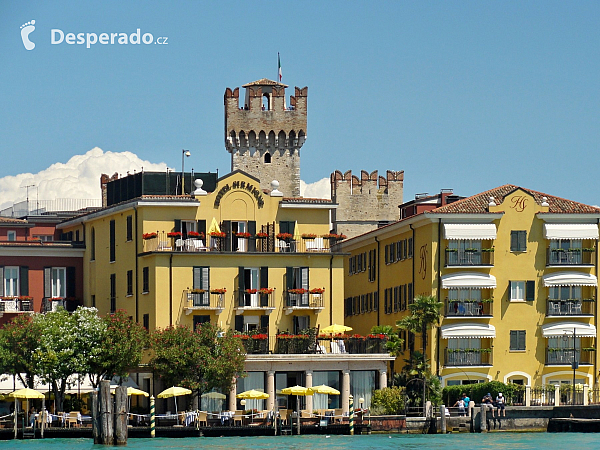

left=181, top=149, right=191, bottom=195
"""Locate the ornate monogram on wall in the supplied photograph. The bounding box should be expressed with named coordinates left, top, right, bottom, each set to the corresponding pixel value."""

left=509, top=195, right=528, bottom=213
left=419, top=243, right=428, bottom=280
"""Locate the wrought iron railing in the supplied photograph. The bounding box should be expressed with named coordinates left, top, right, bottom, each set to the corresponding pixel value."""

left=445, top=299, right=492, bottom=317
left=444, top=348, right=492, bottom=366
left=184, top=290, right=225, bottom=310
left=546, top=299, right=594, bottom=316
left=285, top=292, right=324, bottom=309
left=0, top=297, right=32, bottom=313
left=236, top=290, right=275, bottom=309
left=546, top=348, right=593, bottom=365
left=530, top=386, right=555, bottom=406
left=547, top=248, right=595, bottom=265
left=445, top=249, right=494, bottom=266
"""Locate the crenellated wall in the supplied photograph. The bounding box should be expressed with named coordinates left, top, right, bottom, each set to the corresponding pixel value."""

left=331, top=169, right=404, bottom=238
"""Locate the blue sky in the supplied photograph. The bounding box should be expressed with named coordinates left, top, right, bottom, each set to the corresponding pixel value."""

left=2, top=1, right=600, bottom=205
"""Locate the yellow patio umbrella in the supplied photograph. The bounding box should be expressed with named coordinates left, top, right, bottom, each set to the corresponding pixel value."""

left=202, top=392, right=227, bottom=400
left=236, top=389, right=270, bottom=400
left=110, top=386, right=149, bottom=397
left=293, top=221, right=301, bottom=241
left=8, top=388, right=45, bottom=399
left=321, top=324, right=353, bottom=335
left=157, top=386, right=192, bottom=413
left=280, top=385, right=314, bottom=396
left=310, top=385, right=340, bottom=395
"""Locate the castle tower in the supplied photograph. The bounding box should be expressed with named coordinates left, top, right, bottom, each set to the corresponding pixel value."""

left=331, top=170, right=404, bottom=238
left=224, top=78, right=307, bottom=197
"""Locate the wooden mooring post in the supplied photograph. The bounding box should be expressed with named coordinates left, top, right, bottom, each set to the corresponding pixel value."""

left=99, top=380, right=114, bottom=445
left=114, top=386, right=128, bottom=445
left=92, top=391, right=99, bottom=444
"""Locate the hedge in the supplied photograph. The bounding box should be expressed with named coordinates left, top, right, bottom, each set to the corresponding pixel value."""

left=442, top=381, right=524, bottom=406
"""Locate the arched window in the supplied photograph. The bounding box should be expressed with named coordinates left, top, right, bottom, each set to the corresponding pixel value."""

left=264, top=152, right=271, bottom=164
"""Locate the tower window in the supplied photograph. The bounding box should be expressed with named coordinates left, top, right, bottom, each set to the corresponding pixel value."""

left=264, top=152, right=271, bottom=164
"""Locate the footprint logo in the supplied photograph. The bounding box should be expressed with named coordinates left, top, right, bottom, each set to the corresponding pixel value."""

left=20, top=20, right=36, bottom=50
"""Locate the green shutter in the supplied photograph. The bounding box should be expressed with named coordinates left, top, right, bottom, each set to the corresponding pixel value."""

left=510, top=231, right=518, bottom=251
left=260, top=267, right=268, bottom=289
left=222, top=221, right=231, bottom=251
left=238, top=266, right=245, bottom=292
left=174, top=219, right=181, bottom=233
left=519, top=331, right=526, bottom=350
left=109, top=220, right=116, bottom=262
left=519, top=231, right=527, bottom=251
left=66, top=267, right=76, bottom=298
left=526, top=280, right=535, bottom=301
left=19, top=267, right=29, bottom=296
left=234, top=315, right=244, bottom=332
left=197, top=220, right=206, bottom=237
left=0, top=267, right=3, bottom=296
left=260, top=315, right=269, bottom=330
left=248, top=221, right=256, bottom=252
left=193, top=267, right=201, bottom=289
left=44, top=267, right=52, bottom=298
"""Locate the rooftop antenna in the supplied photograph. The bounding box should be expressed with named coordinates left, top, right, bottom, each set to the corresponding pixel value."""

left=22, top=184, right=35, bottom=215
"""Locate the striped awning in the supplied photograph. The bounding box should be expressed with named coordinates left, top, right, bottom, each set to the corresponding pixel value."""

left=542, top=272, right=598, bottom=287
left=542, top=322, right=596, bottom=338
left=443, top=224, right=497, bottom=240
left=441, top=272, right=497, bottom=289
left=544, top=224, right=599, bottom=240
left=441, top=323, right=496, bottom=339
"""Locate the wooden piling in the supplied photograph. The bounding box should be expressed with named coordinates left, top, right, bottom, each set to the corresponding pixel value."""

left=99, top=380, right=114, bottom=445
left=114, top=386, right=128, bottom=445
left=480, top=405, right=487, bottom=432
left=92, top=391, right=99, bottom=444
left=41, top=399, right=45, bottom=439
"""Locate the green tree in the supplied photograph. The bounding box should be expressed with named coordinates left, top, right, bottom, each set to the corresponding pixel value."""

left=34, top=307, right=105, bottom=411
left=394, top=351, right=441, bottom=411
left=87, top=310, right=148, bottom=387
left=0, top=315, right=41, bottom=388
left=370, top=325, right=404, bottom=385
left=150, top=323, right=246, bottom=405
left=371, top=386, right=405, bottom=414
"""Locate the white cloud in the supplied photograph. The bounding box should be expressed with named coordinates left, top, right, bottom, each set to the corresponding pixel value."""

left=300, top=178, right=331, bottom=199
left=0, top=147, right=166, bottom=210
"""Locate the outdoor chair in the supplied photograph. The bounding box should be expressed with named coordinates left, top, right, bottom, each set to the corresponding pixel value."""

left=193, top=239, right=208, bottom=251
left=301, top=410, right=313, bottom=418
left=279, top=409, right=290, bottom=425
left=196, top=411, right=207, bottom=427
left=277, top=240, right=290, bottom=252
left=66, top=411, right=80, bottom=428
left=334, top=408, right=343, bottom=423
left=232, top=410, right=244, bottom=426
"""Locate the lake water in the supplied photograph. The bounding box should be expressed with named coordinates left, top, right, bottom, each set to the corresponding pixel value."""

left=1, top=433, right=600, bottom=449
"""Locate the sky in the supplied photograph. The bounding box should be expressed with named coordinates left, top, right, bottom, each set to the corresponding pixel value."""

left=2, top=1, right=600, bottom=209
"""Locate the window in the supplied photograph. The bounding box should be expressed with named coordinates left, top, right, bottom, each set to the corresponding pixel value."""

left=7, top=231, right=16, bottom=241
left=193, top=315, right=210, bottom=331
left=143, top=313, right=150, bottom=330
left=109, top=219, right=116, bottom=262
left=126, top=215, right=133, bottom=242
left=264, top=152, right=271, bottom=163
left=142, top=267, right=149, bottom=293
left=91, top=295, right=96, bottom=307
left=33, top=235, right=53, bottom=242
left=510, top=230, right=527, bottom=252
left=408, top=237, right=413, bottom=258
left=549, top=285, right=581, bottom=300
left=110, top=274, right=116, bottom=313
left=90, top=227, right=95, bottom=261
left=51, top=267, right=66, bottom=298
left=510, top=330, right=526, bottom=351
left=126, top=270, right=133, bottom=296
left=510, top=280, right=535, bottom=301
left=286, top=266, right=309, bottom=306
left=3, top=267, right=19, bottom=296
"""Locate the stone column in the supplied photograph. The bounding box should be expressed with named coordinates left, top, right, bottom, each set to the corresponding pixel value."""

left=379, top=370, right=387, bottom=389
left=525, top=385, right=531, bottom=407
left=555, top=384, right=561, bottom=407
left=267, top=371, right=275, bottom=411
left=229, top=379, right=237, bottom=412
left=440, top=405, right=446, bottom=434
left=480, top=405, right=487, bottom=432
left=342, top=370, right=351, bottom=415
left=305, top=370, right=313, bottom=413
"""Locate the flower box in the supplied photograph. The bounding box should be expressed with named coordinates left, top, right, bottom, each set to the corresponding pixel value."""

left=245, top=289, right=257, bottom=294
left=167, top=232, right=182, bottom=238
left=255, top=232, right=269, bottom=239
left=187, top=231, right=204, bottom=239
left=302, top=233, right=317, bottom=240
left=211, top=288, right=227, bottom=294
left=143, top=232, right=157, bottom=240
left=481, top=248, right=495, bottom=252
left=210, top=231, right=227, bottom=238
left=258, top=288, right=274, bottom=295
left=288, top=288, right=307, bottom=295
left=309, top=288, right=325, bottom=294
left=236, top=232, right=252, bottom=238
left=276, top=233, right=293, bottom=241
left=191, top=289, right=205, bottom=294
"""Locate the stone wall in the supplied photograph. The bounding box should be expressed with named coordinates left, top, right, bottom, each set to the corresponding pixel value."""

left=331, top=170, right=404, bottom=239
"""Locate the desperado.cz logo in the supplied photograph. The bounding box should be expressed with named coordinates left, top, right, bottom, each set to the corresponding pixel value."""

left=52, top=28, right=168, bottom=48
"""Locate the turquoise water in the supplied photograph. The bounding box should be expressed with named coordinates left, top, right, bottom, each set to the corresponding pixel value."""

left=1, top=434, right=600, bottom=450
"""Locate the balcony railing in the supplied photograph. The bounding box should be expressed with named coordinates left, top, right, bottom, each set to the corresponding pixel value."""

left=546, top=299, right=594, bottom=316
left=143, top=231, right=338, bottom=254
left=546, top=348, right=593, bottom=365
left=445, top=249, right=494, bottom=266
left=236, top=290, right=275, bottom=310
left=183, top=290, right=224, bottom=313
left=547, top=248, right=595, bottom=266
left=444, top=348, right=493, bottom=366
left=0, top=297, right=32, bottom=313
left=445, top=300, right=492, bottom=317
left=284, top=292, right=324, bottom=311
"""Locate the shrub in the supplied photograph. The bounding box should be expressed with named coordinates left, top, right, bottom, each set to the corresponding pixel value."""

left=371, top=386, right=405, bottom=414
left=441, top=381, right=524, bottom=406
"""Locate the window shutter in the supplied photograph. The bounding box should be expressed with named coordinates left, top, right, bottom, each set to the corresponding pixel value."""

left=238, top=266, right=245, bottom=292
left=260, top=315, right=269, bottom=330
left=519, top=331, right=526, bottom=350
left=66, top=267, right=76, bottom=298
left=260, top=267, right=268, bottom=289
left=408, top=283, right=413, bottom=304
left=202, top=267, right=209, bottom=291
left=222, top=221, right=231, bottom=251
left=174, top=219, right=181, bottom=233
left=279, top=221, right=289, bottom=235
left=126, top=215, right=133, bottom=241
left=248, top=221, right=256, bottom=252
left=19, top=267, right=28, bottom=296
left=374, top=291, right=379, bottom=311
left=286, top=267, right=293, bottom=291
left=519, top=231, right=527, bottom=251
left=197, top=220, right=206, bottom=237
left=508, top=281, right=514, bottom=300
left=193, top=267, right=201, bottom=289
left=234, top=315, right=244, bottom=332
left=526, top=280, right=535, bottom=301
left=44, top=267, right=52, bottom=298
left=510, top=330, right=516, bottom=349
left=510, top=231, right=518, bottom=251
left=0, top=267, right=3, bottom=296
left=384, top=289, right=388, bottom=314
left=109, top=220, right=116, bottom=262
left=301, top=267, right=309, bottom=291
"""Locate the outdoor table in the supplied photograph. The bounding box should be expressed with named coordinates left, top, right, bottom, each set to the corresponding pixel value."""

left=219, top=411, right=234, bottom=425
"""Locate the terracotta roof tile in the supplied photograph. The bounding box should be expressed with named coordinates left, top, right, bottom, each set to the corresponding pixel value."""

left=281, top=198, right=333, bottom=204
left=430, top=185, right=600, bottom=214
left=242, top=78, right=288, bottom=88
left=0, top=217, right=27, bottom=224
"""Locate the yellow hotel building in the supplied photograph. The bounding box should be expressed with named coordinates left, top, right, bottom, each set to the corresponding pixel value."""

left=342, top=185, right=600, bottom=389
left=58, top=169, right=392, bottom=412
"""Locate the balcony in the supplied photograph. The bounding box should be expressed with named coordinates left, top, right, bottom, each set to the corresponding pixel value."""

left=444, top=348, right=493, bottom=367
left=0, top=297, right=33, bottom=314
left=142, top=231, right=338, bottom=254
left=547, top=248, right=595, bottom=266
left=546, top=299, right=594, bottom=316
left=235, top=289, right=275, bottom=314
left=183, top=290, right=224, bottom=315
left=42, top=297, right=79, bottom=313
left=545, top=348, right=594, bottom=365
left=445, top=249, right=494, bottom=267
left=283, top=291, right=324, bottom=315
left=445, top=299, right=493, bottom=318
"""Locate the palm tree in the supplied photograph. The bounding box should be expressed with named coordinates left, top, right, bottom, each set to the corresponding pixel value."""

left=371, top=325, right=404, bottom=386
